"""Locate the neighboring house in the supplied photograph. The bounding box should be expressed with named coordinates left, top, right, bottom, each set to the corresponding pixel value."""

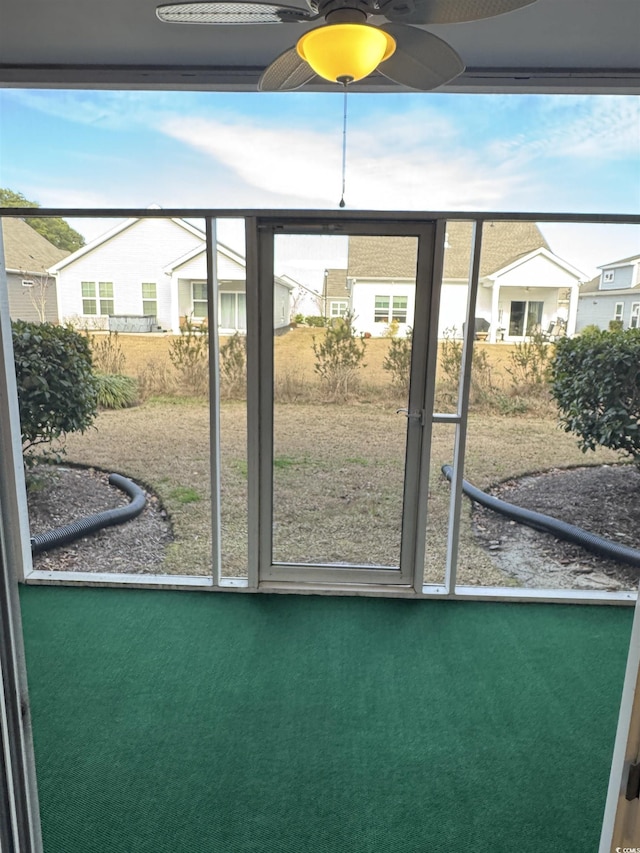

left=323, top=268, right=350, bottom=320
left=0, top=217, right=68, bottom=323
left=576, top=254, right=640, bottom=332
left=335, top=222, right=586, bottom=341
left=279, top=274, right=323, bottom=319
left=49, top=217, right=293, bottom=334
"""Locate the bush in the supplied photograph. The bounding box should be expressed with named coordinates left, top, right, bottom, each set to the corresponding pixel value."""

left=89, top=331, right=126, bottom=375
left=169, top=316, right=209, bottom=396
left=12, top=321, right=98, bottom=460
left=506, top=332, right=551, bottom=389
left=95, top=373, right=138, bottom=409
left=219, top=332, right=246, bottom=399
left=305, top=315, right=326, bottom=328
left=383, top=328, right=412, bottom=394
left=551, top=327, right=640, bottom=465
left=312, top=311, right=367, bottom=401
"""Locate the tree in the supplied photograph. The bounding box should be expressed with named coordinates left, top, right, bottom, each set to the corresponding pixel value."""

left=19, top=268, right=55, bottom=323
left=0, top=187, right=85, bottom=253
left=12, top=321, right=98, bottom=461
left=550, top=328, right=640, bottom=466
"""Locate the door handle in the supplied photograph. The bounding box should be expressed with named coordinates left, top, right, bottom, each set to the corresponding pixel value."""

left=396, top=408, right=425, bottom=427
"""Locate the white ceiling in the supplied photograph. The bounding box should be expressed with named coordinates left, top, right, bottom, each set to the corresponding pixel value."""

left=1, top=0, right=639, bottom=93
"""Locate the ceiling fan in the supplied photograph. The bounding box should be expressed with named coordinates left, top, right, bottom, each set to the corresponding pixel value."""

left=156, top=0, right=538, bottom=92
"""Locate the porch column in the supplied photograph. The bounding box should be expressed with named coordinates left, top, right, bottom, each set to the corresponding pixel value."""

left=489, top=281, right=500, bottom=343
left=567, top=283, right=579, bottom=336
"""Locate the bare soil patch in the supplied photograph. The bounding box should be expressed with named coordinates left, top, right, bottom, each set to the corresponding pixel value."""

left=473, top=464, right=640, bottom=591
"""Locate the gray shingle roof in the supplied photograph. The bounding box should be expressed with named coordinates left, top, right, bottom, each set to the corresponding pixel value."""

left=347, top=221, right=549, bottom=279
left=1, top=217, right=69, bottom=273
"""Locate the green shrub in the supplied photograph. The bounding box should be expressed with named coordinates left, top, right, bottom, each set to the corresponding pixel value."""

left=219, top=332, right=246, bottom=399
left=383, top=328, right=412, bottom=394
left=294, top=313, right=305, bottom=324
left=12, top=321, right=98, bottom=461
left=551, top=327, right=640, bottom=465
left=609, top=319, right=624, bottom=332
left=169, top=316, right=209, bottom=396
left=312, top=311, right=367, bottom=401
left=305, top=315, right=326, bottom=328
left=506, top=332, right=551, bottom=389
left=95, top=373, right=138, bottom=409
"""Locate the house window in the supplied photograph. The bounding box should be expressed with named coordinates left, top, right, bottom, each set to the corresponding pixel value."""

left=81, top=281, right=97, bottom=315
left=392, top=296, right=408, bottom=323
left=603, top=270, right=615, bottom=283
left=220, top=292, right=247, bottom=330
left=99, top=282, right=114, bottom=316
left=509, top=300, right=543, bottom=337
left=82, top=281, right=114, bottom=315
left=142, top=283, right=157, bottom=317
left=21, top=279, right=34, bottom=288
left=374, top=296, right=390, bottom=322
left=630, top=303, right=639, bottom=329
left=330, top=300, right=348, bottom=318
left=192, top=282, right=208, bottom=319
left=614, top=302, right=624, bottom=322
left=374, top=295, right=408, bottom=324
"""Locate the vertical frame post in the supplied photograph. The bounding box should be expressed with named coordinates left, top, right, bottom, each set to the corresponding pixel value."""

left=0, top=216, right=43, bottom=851
left=443, top=221, right=484, bottom=593
left=206, top=218, right=222, bottom=583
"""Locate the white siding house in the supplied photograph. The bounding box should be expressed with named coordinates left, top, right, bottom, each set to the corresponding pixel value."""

left=49, top=217, right=292, bottom=334
left=576, top=254, right=640, bottom=332
left=343, top=224, right=585, bottom=341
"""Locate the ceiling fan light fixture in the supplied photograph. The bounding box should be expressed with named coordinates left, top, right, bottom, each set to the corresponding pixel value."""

left=296, top=23, right=396, bottom=83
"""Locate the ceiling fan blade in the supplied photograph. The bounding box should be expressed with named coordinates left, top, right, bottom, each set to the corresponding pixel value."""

left=156, top=1, right=315, bottom=25
left=381, top=0, right=537, bottom=26
left=259, top=46, right=318, bottom=90
left=377, top=24, right=464, bottom=90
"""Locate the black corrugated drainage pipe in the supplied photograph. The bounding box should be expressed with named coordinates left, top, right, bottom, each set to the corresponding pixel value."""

left=442, top=464, right=640, bottom=569
left=31, top=473, right=146, bottom=555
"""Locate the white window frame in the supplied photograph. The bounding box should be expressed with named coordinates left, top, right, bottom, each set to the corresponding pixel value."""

left=21, top=279, right=34, bottom=288
left=329, top=300, right=348, bottom=318
left=374, top=295, right=408, bottom=324
left=191, top=280, right=208, bottom=320
left=81, top=281, right=113, bottom=316
left=630, top=302, right=640, bottom=329
left=603, top=270, right=615, bottom=283
left=614, top=302, right=624, bottom=322
left=141, top=282, right=157, bottom=317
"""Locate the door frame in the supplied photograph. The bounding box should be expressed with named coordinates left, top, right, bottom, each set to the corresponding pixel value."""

left=247, top=217, right=444, bottom=588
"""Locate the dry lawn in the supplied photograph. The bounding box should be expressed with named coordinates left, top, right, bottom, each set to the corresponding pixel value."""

left=60, top=398, right=621, bottom=584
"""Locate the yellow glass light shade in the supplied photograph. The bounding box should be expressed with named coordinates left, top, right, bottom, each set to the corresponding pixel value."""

left=297, top=23, right=396, bottom=84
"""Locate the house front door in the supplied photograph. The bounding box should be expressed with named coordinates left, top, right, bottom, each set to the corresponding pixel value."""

left=252, top=218, right=441, bottom=587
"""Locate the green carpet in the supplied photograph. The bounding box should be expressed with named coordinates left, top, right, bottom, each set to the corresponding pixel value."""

left=19, top=587, right=633, bottom=853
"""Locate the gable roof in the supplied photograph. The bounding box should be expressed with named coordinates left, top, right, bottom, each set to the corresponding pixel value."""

left=1, top=217, right=69, bottom=273
left=486, top=246, right=586, bottom=283
left=347, top=221, right=550, bottom=279
left=600, top=253, right=640, bottom=269
left=48, top=216, right=205, bottom=273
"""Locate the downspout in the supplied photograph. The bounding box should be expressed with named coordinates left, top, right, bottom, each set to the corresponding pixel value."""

left=567, top=281, right=580, bottom=336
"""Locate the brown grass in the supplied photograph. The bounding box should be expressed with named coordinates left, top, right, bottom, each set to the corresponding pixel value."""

left=104, top=327, right=552, bottom=414
left=60, top=399, right=621, bottom=585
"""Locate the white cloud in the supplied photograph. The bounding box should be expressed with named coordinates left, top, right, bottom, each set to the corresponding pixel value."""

left=160, top=109, right=527, bottom=211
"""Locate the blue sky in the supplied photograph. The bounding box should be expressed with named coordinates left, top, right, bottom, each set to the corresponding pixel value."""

left=0, top=88, right=638, bottom=275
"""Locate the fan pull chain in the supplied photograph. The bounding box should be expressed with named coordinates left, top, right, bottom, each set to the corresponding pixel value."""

left=339, top=82, right=348, bottom=208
